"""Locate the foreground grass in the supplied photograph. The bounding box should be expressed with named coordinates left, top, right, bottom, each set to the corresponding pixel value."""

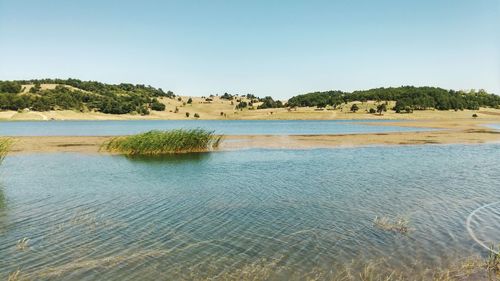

left=103, top=129, right=223, bottom=155
left=0, top=138, right=12, bottom=164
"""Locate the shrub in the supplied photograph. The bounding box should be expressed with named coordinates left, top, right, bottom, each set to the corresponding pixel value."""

left=185, top=112, right=190, bottom=118
left=150, top=99, right=166, bottom=111
left=103, top=129, right=223, bottom=155
left=377, top=103, right=387, bottom=115
left=350, top=104, right=359, bottom=112
left=369, top=108, right=376, bottom=114
left=194, top=113, right=200, bottom=118
left=472, top=113, right=478, bottom=118
left=187, top=98, right=193, bottom=104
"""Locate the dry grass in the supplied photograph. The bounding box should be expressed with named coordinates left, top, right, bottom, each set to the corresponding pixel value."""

left=373, top=216, right=410, bottom=234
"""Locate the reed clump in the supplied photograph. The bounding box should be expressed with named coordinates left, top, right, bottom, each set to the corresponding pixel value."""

left=103, top=129, right=223, bottom=155
left=0, top=138, right=12, bottom=164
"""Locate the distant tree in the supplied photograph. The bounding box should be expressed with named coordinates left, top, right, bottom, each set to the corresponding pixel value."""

left=236, top=101, right=248, bottom=109
left=0, top=81, right=22, bottom=93
left=472, top=113, right=478, bottom=118
left=150, top=98, right=166, bottom=111
left=376, top=104, right=387, bottom=115
left=29, top=82, right=42, bottom=93
left=187, top=97, right=193, bottom=104
left=194, top=113, right=200, bottom=118
left=177, top=97, right=182, bottom=102
left=369, top=108, right=376, bottom=114
left=220, top=112, right=224, bottom=116
left=350, top=104, right=359, bottom=112
left=185, top=112, right=190, bottom=118
left=257, top=96, right=283, bottom=109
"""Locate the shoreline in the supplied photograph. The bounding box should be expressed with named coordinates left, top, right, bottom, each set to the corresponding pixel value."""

left=6, top=120, right=500, bottom=154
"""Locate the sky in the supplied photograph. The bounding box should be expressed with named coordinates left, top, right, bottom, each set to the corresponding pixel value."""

left=0, top=0, right=499, bottom=99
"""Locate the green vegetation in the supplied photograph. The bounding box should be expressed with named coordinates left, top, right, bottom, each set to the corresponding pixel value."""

left=350, top=103, right=359, bottom=112
left=376, top=103, right=387, bottom=115
left=103, top=129, right=223, bottom=155
left=257, top=96, right=284, bottom=109
left=0, top=138, right=12, bottom=164
left=287, top=86, right=500, bottom=112
left=0, top=79, right=173, bottom=115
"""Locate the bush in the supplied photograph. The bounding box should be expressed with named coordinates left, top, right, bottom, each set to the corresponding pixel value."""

left=103, top=129, right=223, bottom=155
left=194, top=113, right=200, bottom=118
left=185, top=112, right=190, bottom=118
left=187, top=98, right=192, bottom=104
left=376, top=104, right=387, bottom=115
left=350, top=104, right=359, bottom=112
left=150, top=99, right=166, bottom=111
left=472, top=113, right=478, bottom=118
left=369, top=108, right=376, bottom=114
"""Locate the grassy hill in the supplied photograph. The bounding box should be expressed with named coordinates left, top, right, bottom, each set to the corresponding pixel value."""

left=1, top=80, right=499, bottom=121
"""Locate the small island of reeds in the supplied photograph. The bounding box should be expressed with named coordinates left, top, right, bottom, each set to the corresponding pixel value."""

left=103, top=129, right=223, bottom=155
left=0, top=138, right=12, bottom=164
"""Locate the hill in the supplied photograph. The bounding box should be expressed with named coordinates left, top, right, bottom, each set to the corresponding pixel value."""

left=0, top=79, right=174, bottom=115
left=287, top=86, right=500, bottom=111
left=1, top=80, right=500, bottom=120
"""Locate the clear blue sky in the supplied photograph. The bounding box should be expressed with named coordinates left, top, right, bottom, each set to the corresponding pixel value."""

left=0, top=0, right=498, bottom=99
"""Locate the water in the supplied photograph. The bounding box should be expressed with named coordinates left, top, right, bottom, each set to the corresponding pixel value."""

left=1, top=144, right=499, bottom=280
left=0, top=120, right=432, bottom=136
left=487, top=124, right=500, bottom=130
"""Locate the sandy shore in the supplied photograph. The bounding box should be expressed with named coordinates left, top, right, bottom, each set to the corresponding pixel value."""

left=6, top=120, right=500, bottom=154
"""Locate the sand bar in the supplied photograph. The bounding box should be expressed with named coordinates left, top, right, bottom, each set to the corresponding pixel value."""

left=6, top=120, right=500, bottom=154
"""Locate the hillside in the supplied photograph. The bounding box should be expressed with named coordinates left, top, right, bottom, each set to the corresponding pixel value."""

left=1, top=80, right=500, bottom=121
left=287, top=86, right=500, bottom=111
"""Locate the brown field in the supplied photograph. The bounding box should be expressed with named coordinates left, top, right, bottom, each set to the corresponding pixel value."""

left=1, top=95, right=500, bottom=121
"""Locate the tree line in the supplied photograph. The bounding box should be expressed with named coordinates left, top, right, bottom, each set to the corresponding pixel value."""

left=0, top=79, right=172, bottom=115
left=286, top=86, right=500, bottom=111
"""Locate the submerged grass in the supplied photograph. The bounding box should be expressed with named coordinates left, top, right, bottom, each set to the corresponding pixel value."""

left=103, top=129, right=223, bottom=155
left=0, top=138, right=12, bottom=164
left=373, top=216, right=410, bottom=234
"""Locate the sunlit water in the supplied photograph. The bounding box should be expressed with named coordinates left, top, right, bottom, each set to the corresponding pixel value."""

left=1, top=144, right=499, bottom=280
left=0, top=120, right=432, bottom=136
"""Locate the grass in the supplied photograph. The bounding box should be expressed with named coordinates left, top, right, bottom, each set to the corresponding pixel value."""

left=103, top=129, right=223, bottom=155
left=0, top=137, right=12, bottom=164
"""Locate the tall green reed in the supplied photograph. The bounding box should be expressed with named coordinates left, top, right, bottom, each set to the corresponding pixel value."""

left=103, top=129, right=223, bottom=155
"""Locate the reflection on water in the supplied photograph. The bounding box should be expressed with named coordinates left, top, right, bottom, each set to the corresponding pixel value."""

left=122, top=152, right=212, bottom=164
left=0, top=144, right=499, bottom=280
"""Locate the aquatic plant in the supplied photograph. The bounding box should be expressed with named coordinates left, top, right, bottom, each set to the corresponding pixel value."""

left=487, top=245, right=500, bottom=272
left=16, top=237, right=29, bottom=250
left=7, top=270, right=21, bottom=281
left=103, top=129, right=223, bottom=155
left=0, top=138, right=12, bottom=164
left=373, top=216, right=409, bottom=234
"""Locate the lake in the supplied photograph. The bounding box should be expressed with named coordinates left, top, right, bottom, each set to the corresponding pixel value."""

left=1, top=144, right=499, bottom=280
left=0, top=120, right=432, bottom=136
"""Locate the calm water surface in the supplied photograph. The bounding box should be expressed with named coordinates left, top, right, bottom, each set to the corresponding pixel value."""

left=0, top=120, right=432, bottom=136
left=1, top=145, right=499, bottom=280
